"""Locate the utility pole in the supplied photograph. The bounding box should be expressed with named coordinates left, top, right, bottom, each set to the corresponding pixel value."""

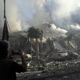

left=2, top=0, right=9, bottom=41
left=4, top=0, right=6, bottom=19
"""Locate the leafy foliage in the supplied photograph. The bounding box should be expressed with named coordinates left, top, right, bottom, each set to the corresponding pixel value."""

left=27, top=27, right=43, bottom=39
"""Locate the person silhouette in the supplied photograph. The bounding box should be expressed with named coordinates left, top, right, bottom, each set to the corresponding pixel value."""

left=0, top=41, right=26, bottom=80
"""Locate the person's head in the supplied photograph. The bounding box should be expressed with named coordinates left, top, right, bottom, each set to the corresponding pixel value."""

left=0, top=41, right=8, bottom=59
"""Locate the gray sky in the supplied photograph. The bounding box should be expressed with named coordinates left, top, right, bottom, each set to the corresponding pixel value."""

left=0, top=0, right=80, bottom=32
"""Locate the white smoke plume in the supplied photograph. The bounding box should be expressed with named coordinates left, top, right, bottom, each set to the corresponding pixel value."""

left=36, top=24, right=67, bottom=38
left=0, top=0, right=22, bottom=32
left=6, top=0, right=22, bottom=32
left=50, top=24, right=68, bottom=38
left=0, top=0, right=80, bottom=32
left=67, top=24, right=80, bottom=30
left=51, top=24, right=67, bottom=34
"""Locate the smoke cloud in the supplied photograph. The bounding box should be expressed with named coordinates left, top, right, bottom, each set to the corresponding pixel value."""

left=6, top=0, right=22, bottom=32
left=0, top=0, right=80, bottom=32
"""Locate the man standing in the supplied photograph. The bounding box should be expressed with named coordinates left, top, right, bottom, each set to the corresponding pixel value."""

left=0, top=41, right=27, bottom=80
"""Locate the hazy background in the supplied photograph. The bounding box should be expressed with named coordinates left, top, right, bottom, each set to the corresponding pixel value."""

left=0, top=0, right=80, bottom=32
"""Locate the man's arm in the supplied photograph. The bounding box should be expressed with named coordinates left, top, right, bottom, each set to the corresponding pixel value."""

left=11, top=50, right=27, bottom=72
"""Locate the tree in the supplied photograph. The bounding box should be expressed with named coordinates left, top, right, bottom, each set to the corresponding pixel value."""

left=27, top=27, right=43, bottom=40
left=27, top=27, right=43, bottom=69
